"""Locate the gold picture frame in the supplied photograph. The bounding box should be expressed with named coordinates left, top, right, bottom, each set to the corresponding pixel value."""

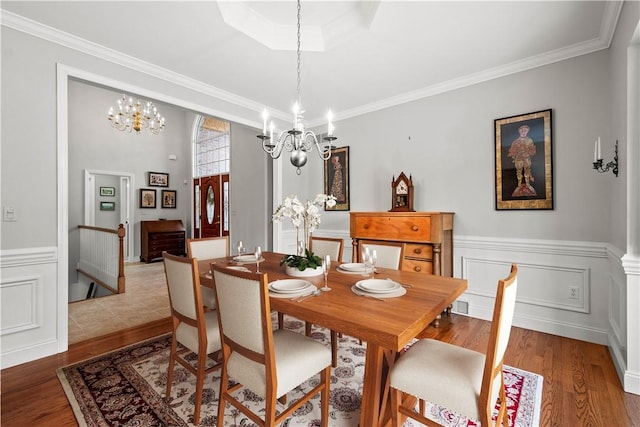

left=494, top=109, right=553, bottom=210
left=324, top=146, right=350, bottom=211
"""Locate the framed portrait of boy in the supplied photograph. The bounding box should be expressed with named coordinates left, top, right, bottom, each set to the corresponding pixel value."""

left=324, top=146, right=350, bottom=211
left=494, top=109, right=553, bottom=210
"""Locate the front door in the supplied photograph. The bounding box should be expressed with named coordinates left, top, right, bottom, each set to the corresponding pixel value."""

left=194, top=174, right=229, bottom=238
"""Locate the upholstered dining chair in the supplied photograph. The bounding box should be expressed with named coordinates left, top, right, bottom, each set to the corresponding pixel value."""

left=186, top=236, right=229, bottom=310
left=359, top=240, right=404, bottom=269
left=307, top=236, right=344, bottom=366
left=310, top=236, right=344, bottom=262
left=211, top=263, right=332, bottom=427
left=162, top=252, right=223, bottom=425
left=389, top=264, right=518, bottom=427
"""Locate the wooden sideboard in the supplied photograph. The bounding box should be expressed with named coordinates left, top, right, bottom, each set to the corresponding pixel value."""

left=140, top=220, right=186, bottom=263
left=350, top=212, right=454, bottom=277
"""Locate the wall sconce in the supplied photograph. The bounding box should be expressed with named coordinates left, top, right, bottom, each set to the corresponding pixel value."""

left=593, top=138, right=619, bottom=177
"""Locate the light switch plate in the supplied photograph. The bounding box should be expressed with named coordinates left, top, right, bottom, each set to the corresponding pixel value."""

left=3, top=206, right=17, bottom=221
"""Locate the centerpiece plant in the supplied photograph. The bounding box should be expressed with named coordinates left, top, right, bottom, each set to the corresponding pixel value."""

left=272, top=194, right=336, bottom=271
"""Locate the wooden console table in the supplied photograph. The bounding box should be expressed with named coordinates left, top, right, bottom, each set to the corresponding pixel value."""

left=350, top=212, right=454, bottom=277
left=140, top=220, right=185, bottom=263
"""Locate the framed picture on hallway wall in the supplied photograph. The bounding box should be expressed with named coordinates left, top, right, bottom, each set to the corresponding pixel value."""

left=161, top=190, right=177, bottom=208
left=324, top=146, right=350, bottom=211
left=140, top=189, right=156, bottom=208
left=148, top=172, right=169, bottom=187
left=494, top=109, right=553, bottom=210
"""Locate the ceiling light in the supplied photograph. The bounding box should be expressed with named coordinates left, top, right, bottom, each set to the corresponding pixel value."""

left=107, top=94, right=165, bottom=135
left=257, top=0, right=336, bottom=175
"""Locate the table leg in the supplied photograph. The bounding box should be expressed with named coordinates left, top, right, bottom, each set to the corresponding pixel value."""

left=360, top=344, right=417, bottom=427
left=360, top=343, right=386, bottom=426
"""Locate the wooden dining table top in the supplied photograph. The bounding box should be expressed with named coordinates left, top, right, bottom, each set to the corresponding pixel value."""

left=199, top=251, right=467, bottom=354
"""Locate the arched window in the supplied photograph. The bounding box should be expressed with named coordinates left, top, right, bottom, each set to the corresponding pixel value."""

left=193, top=116, right=230, bottom=177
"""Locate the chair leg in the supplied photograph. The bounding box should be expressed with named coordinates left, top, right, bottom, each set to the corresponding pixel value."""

left=217, top=368, right=229, bottom=426
left=165, top=337, right=178, bottom=399
left=330, top=330, right=338, bottom=367
left=278, top=312, right=284, bottom=329
left=305, top=321, right=312, bottom=336
left=389, top=387, right=401, bottom=427
left=320, top=366, right=331, bottom=427
left=193, top=352, right=206, bottom=425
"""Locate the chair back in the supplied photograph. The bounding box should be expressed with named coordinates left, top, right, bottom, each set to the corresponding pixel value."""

left=212, top=264, right=274, bottom=395
left=163, top=252, right=203, bottom=322
left=360, top=241, right=404, bottom=269
left=187, top=236, right=229, bottom=260
left=310, top=236, right=344, bottom=262
left=479, top=264, right=518, bottom=421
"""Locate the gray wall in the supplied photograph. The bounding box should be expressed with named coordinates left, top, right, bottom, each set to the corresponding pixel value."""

left=68, top=80, right=191, bottom=281
left=301, top=50, right=616, bottom=243
left=0, top=24, right=266, bottom=252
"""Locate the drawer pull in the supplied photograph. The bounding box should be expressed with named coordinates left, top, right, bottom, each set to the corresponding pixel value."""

left=413, top=248, right=422, bottom=255
left=364, top=224, right=370, bottom=229
left=412, top=225, right=419, bottom=231
left=414, top=266, right=422, bottom=272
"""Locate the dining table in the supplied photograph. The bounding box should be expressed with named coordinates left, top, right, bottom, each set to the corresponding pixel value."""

left=199, top=251, right=467, bottom=427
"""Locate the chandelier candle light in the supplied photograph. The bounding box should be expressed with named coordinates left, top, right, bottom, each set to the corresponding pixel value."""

left=258, top=0, right=337, bottom=175
left=107, top=94, right=165, bottom=135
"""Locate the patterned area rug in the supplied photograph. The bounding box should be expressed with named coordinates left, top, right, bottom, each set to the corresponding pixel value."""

left=57, top=317, right=542, bottom=426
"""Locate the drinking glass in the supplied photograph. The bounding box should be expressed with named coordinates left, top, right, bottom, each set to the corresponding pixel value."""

left=370, top=249, right=378, bottom=278
left=362, top=247, right=371, bottom=277
left=237, top=240, right=245, bottom=257
left=321, top=255, right=331, bottom=291
left=255, top=245, right=262, bottom=273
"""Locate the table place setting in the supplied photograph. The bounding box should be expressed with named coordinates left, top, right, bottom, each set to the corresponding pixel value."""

left=205, top=265, right=251, bottom=278
left=232, top=254, right=265, bottom=264
left=337, top=262, right=367, bottom=274
left=268, top=278, right=318, bottom=299
left=351, top=278, right=406, bottom=299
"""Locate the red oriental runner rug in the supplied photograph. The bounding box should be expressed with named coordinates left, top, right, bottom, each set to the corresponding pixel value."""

left=58, top=318, right=542, bottom=427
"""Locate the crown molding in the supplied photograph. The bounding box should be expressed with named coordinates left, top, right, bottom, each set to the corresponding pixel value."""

left=334, top=1, right=624, bottom=123
left=0, top=9, right=290, bottom=123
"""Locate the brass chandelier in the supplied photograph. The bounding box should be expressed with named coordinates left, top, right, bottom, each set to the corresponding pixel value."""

left=107, top=94, right=165, bottom=135
left=257, top=0, right=336, bottom=175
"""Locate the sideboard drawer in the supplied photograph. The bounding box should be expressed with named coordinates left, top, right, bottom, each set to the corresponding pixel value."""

left=404, top=243, right=433, bottom=260
left=401, top=258, right=433, bottom=274
left=353, top=215, right=431, bottom=242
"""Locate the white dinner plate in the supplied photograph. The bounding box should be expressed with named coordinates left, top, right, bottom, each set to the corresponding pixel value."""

left=227, top=266, right=251, bottom=272
left=339, top=263, right=366, bottom=272
left=233, top=255, right=258, bottom=262
left=269, top=279, right=312, bottom=293
left=355, top=279, right=401, bottom=294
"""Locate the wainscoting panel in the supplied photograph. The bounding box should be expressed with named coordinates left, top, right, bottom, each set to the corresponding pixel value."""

left=0, top=275, right=41, bottom=335
left=0, top=247, right=59, bottom=369
left=455, top=236, right=611, bottom=345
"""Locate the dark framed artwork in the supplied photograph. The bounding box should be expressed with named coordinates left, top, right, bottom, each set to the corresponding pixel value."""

left=148, top=172, right=169, bottom=187
left=140, top=189, right=156, bottom=208
left=494, top=109, right=553, bottom=210
left=161, top=190, right=177, bottom=208
left=324, top=146, right=350, bottom=211
left=100, top=201, right=115, bottom=211
left=100, top=187, right=115, bottom=197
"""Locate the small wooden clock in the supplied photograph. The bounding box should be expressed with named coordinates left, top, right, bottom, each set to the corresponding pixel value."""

left=390, top=172, right=415, bottom=212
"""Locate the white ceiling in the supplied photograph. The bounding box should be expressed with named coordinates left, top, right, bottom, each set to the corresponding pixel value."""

left=1, top=1, right=623, bottom=125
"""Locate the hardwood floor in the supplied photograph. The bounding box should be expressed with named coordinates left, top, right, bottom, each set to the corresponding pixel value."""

left=2, top=314, right=639, bottom=426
